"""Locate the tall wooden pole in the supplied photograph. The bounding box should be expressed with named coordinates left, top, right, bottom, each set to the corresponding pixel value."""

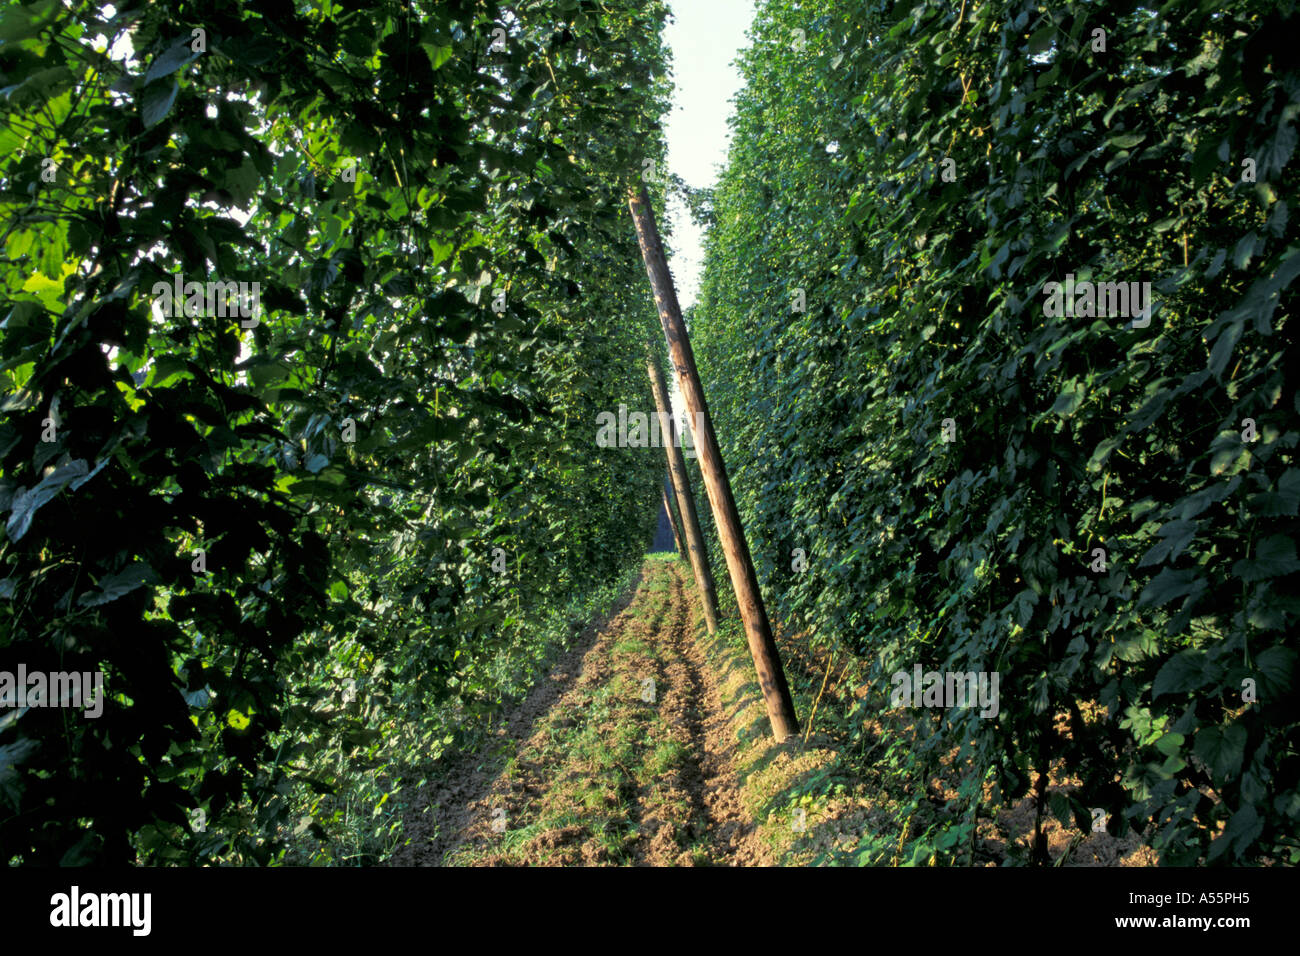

left=646, top=349, right=720, bottom=635
left=628, top=184, right=799, bottom=740
left=662, top=479, right=687, bottom=561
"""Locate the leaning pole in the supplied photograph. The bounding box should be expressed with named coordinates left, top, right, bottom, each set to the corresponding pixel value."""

left=627, top=183, right=799, bottom=741
left=662, top=480, right=687, bottom=561
left=646, top=347, right=720, bottom=635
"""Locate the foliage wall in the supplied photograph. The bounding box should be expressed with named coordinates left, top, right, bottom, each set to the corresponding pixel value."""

left=0, top=0, right=669, bottom=864
left=694, top=0, right=1299, bottom=864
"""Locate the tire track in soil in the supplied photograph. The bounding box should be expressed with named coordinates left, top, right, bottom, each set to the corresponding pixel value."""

left=388, top=559, right=768, bottom=866
left=640, top=562, right=767, bottom=866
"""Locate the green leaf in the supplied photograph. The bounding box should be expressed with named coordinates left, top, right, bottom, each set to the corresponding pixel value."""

left=1208, top=320, right=1242, bottom=377
left=1138, top=519, right=1197, bottom=567
left=0, top=739, right=39, bottom=809
left=1232, top=231, right=1258, bottom=270
left=1191, top=137, right=1224, bottom=186
left=1205, top=247, right=1227, bottom=279
left=1152, top=648, right=1207, bottom=697
left=1087, top=435, right=1123, bottom=472
left=1109, top=131, right=1146, bottom=149
left=1127, top=389, right=1171, bottom=432
left=1233, top=536, right=1300, bottom=582
left=5, top=460, right=89, bottom=542
left=1139, top=568, right=1199, bottom=608
left=1207, top=804, right=1262, bottom=862
left=79, top=562, right=156, bottom=607
left=144, top=40, right=201, bottom=84
left=423, top=44, right=454, bottom=69
left=1154, top=732, right=1184, bottom=756
left=223, top=157, right=261, bottom=209
left=1049, top=380, right=1084, bottom=416
left=140, top=79, right=179, bottom=128
left=1255, top=645, right=1297, bottom=699
left=148, top=355, right=190, bottom=387
left=1026, top=25, right=1054, bottom=55
left=248, top=358, right=289, bottom=388
left=1194, top=724, right=1246, bottom=783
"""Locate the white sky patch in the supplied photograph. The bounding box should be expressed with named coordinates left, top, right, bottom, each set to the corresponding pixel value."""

left=663, top=0, right=755, bottom=313
left=91, top=5, right=137, bottom=64
left=660, top=1, right=755, bottom=425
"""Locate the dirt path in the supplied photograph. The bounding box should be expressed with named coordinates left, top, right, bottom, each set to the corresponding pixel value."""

left=387, top=558, right=769, bottom=866
left=651, top=559, right=767, bottom=864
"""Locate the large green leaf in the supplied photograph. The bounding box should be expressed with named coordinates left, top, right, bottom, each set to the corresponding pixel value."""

left=140, top=78, right=178, bottom=128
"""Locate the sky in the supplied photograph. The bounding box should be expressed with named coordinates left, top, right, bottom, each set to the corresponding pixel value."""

left=662, top=0, right=756, bottom=312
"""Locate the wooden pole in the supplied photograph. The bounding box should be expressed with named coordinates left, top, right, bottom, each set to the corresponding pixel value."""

left=646, top=348, right=720, bottom=635
left=628, top=184, right=799, bottom=740
left=662, top=478, right=687, bottom=561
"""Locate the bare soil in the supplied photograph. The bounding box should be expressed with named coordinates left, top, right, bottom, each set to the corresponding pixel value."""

left=386, top=559, right=768, bottom=866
